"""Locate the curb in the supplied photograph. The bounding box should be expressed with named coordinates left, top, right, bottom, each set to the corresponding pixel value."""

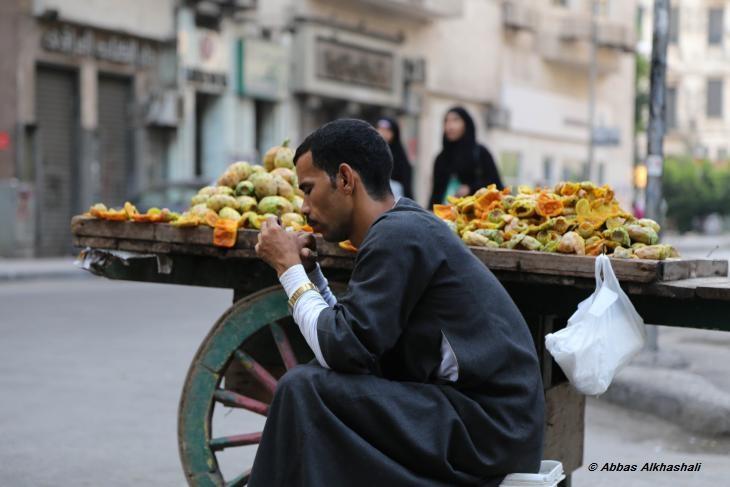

left=0, top=265, right=90, bottom=283
left=602, top=364, right=730, bottom=436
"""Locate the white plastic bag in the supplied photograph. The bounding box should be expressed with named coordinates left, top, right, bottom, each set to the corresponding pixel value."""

left=545, top=254, right=646, bottom=395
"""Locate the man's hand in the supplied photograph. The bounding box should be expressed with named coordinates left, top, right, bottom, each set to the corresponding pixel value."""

left=296, top=231, right=318, bottom=273
left=255, top=217, right=302, bottom=276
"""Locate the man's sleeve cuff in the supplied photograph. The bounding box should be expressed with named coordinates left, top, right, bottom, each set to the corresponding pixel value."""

left=279, top=264, right=310, bottom=298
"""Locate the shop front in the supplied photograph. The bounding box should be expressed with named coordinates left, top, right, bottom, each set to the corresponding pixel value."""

left=23, top=20, right=165, bottom=255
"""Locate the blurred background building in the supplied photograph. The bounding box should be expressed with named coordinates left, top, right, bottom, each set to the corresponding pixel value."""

left=0, top=0, right=640, bottom=256
left=637, top=0, right=730, bottom=162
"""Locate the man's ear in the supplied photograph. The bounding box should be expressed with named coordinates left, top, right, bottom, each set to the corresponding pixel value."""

left=338, top=164, right=355, bottom=195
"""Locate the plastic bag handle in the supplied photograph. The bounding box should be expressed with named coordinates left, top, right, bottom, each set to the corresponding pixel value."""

left=594, top=254, right=618, bottom=289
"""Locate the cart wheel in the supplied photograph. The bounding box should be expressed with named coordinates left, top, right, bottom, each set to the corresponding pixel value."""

left=178, top=285, right=322, bottom=486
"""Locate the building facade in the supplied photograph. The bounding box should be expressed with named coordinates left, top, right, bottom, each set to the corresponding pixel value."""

left=0, top=0, right=177, bottom=256
left=638, top=0, right=730, bottom=162
left=0, top=0, right=639, bottom=256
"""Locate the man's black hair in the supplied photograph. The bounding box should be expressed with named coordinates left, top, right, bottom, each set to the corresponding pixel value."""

left=294, top=119, right=393, bottom=200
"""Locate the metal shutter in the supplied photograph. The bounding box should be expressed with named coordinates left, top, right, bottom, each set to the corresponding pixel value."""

left=35, top=66, right=77, bottom=256
left=98, top=75, right=133, bottom=206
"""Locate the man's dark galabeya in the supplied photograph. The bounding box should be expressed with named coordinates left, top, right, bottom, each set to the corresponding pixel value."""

left=252, top=119, right=545, bottom=486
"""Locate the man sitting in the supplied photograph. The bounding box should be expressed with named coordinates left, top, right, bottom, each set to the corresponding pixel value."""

left=252, top=119, right=544, bottom=486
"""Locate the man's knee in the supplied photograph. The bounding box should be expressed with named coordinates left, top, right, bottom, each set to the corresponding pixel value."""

left=275, top=363, right=328, bottom=395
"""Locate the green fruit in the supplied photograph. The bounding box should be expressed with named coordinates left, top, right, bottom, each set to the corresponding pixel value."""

left=207, top=194, right=238, bottom=212
left=191, top=194, right=209, bottom=206
left=249, top=172, right=278, bottom=199
left=214, top=186, right=235, bottom=196
left=473, top=229, right=503, bottom=244
left=198, top=186, right=218, bottom=197
left=270, top=167, right=297, bottom=186
left=627, top=224, right=658, bottom=245
left=518, top=235, right=543, bottom=251
left=274, top=146, right=295, bottom=169
left=274, top=176, right=294, bottom=198
left=190, top=204, right=210, bottom=218
left=637, top=218, right=661, bottom=233
left=229, top=161, right=252, bottom=181
left=235, top=181, right=255, bottom=197
left=257, top=196, right=294, bottom=216
left=219, top=207, right=242, bottom=221
left=603, top=226, right=631, bottom=247
left=281, top=212, right=305, bottom=228
left=290, top=195, right=304, bottom=211
left=235, top=196, right=258, bottom=212
left=612, top=246, right=635, bottom=259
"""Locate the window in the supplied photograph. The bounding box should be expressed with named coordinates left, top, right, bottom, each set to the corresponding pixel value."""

left=637, top=6, right=645, bottom=39
left=708, top=8, right=724, bottom=46
left=543, top=157, right=554, bottom=185
left=707, top=79, right=724, bottom=119
left=666, top=86, right=677, bottom=130
left=669, top=7, right=679, bottom=44
left=561, top=161, right=584, bottom=182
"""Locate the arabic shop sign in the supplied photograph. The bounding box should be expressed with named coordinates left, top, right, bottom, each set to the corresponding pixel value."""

left=41, top=24, right=158, bottom=67
left=315, top=38, right=394, bottom=92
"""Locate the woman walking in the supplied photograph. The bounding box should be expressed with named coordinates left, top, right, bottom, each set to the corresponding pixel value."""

left=376, top=117, right=413, bottom=199
left=430, top=107, right=503, bottom=205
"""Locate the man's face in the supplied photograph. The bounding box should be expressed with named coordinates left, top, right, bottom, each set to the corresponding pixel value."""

left=296, top=151, right=352, bottom=242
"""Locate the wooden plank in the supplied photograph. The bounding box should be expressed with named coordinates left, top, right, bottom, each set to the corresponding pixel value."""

left=694, top=259, right=729, bottom=279
left=154, top=224, right=213, bottom=246
left=658, top=259, right=728, bottom=281
left=73, top=236, right=119, bottom=250
left=660, top=277, right=730, bottom=301
left=71, top=216, right=156, bottom=241
left=543, top=383, right=585, bottom=474
left=114, top=239, right=172, bottom=254
left=72, top=217, right=727, bottom=284
left=470, top=247, right=660, bottom=283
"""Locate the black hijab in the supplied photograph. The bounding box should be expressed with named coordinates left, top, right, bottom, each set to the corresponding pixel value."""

left=378, top=117, right=413, bottom=198
left=430, top=106, right=503, bottom=205
left=439, top=106, right=478, bottom=176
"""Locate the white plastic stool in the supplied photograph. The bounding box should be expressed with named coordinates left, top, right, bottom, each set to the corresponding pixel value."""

left=499, top=460, right=565, bottom=487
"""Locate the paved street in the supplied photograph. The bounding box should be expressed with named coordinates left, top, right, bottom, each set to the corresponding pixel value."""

left=0, top=278, right=238, bottom=486
left=2, top=275, right=730, bottom=486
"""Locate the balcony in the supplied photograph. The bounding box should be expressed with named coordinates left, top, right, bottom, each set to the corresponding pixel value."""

left=537, top=14, right=634, bottom=71
left=502, top=0, right=537, bottom=32
left=355, top=0, right=463, bottom=20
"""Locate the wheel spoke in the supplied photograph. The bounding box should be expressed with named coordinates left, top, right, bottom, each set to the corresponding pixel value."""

left=234, top=350, right=277, bottom=395
left=209, top=432, right=262, bottom=452
left=225, top=469, right=252, bottom=487
left=214, top=389, right=269, bottom=416
left=270, top=322, right=298, bottom=370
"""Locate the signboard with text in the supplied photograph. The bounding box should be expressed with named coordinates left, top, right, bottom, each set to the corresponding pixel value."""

left=41, top=23, right=158, bottom=67
left=238, top=39, right=287, bottom=100
left=315, top=38, right=394, bottom=92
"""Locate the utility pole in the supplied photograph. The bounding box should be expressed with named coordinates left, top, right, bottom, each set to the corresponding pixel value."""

left=586, top=0, right=598, bottom=181
left=644, top=0, right=670, bottom=353
left=645, top=0, right=669, bottom=222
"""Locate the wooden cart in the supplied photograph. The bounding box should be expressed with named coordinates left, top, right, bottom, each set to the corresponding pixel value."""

left=71, top=216, right=730, bottom=487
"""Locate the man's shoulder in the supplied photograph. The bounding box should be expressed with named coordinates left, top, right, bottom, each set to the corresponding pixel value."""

left=366, top=200, right=457, bottom=249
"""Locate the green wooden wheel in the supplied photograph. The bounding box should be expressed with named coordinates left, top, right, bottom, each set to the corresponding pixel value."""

left=178, top=286, right=315, bottom=486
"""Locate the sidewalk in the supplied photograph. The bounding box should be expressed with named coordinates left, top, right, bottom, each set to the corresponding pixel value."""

left=602, top=327, right=730, bottom=436
left=0, top=257, right=87, bottom=282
